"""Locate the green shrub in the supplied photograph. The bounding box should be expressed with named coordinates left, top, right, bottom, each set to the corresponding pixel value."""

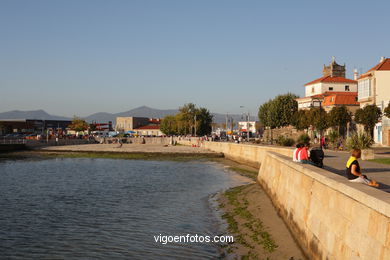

left=346, top=132, right=373, bottom=150
left=276, top=136, right=295, bottom=146
left=327, top=130, right=340, bottom=147
left=297, top=134, right=310, bottom=144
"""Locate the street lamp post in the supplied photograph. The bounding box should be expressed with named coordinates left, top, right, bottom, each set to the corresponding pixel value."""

left=312, top=98, right=323, bottom=150
left=240, top=106, right=251, bottom=142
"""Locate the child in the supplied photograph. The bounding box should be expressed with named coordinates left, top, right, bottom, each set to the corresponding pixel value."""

left=346, top=149, right=379, bottom=187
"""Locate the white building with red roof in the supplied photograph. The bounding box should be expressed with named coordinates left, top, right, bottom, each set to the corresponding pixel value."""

left=296, top=58, right=358, bottom=110
left=357, top=57, right=390, bottom=145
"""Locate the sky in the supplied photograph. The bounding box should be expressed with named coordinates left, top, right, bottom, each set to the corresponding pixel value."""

left=0, top=0, right=389, bottom=118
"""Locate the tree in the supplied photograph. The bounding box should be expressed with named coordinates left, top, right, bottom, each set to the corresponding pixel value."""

left=160, top=115, right=178, bottom=135
left=272, top=93, right=299, bottom=128
left=354, top=105, right=382, bottom=138
left=384, top=102, right=390, bottom=118
left=178, top=103, right=197, bottom=135
left=291, top=110, right=311, bottom=131
left=328, top=106, right=352, bottom=137
left=0, top=121, right=8, bottom=135
left=160, top=104, right=213, bottom=136
left=69, top=117, right=89, bottom=132
left=258, top=100, right=272, bottom=129
left=309, top=107, right=329, bottom=134
left=195, top=107, right=213, bottom=136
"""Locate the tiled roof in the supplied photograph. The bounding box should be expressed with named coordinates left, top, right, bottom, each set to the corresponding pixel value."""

left=304, top=76, right=357, bottom=86
left=322, top=92, right=359, bottom=106
left=357, top=73, right=372, bottom=80
left=367, top=58, right=390, bottom=72
left=134, top=125, right=161, bottom=130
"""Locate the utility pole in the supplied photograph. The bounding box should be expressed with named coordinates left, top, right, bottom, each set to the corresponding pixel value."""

left=247, top=111, right=250, bottom=142
left=194, top=114, right=197, bottom=137
left=225, top=113, right=228, bottom=133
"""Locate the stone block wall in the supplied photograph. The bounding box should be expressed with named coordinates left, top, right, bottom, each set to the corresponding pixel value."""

left=258, top=152, right=390, bottom=260
left=177, top=139, right=390, bottom=259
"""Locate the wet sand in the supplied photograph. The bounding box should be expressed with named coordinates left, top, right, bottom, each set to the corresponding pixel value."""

left=219, top=183, right=305, bottom=260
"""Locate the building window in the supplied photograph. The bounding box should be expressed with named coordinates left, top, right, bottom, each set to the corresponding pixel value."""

left=345, top=85, right=350, bottom=91
left=329, top=87, right=333, bottom=91
left=311, top=87, right=314, bottom=93
left=358, top=79, right=371, bottom=100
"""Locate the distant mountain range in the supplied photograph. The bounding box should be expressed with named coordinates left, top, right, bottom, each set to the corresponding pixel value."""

left=0, top=106, right=256, bottom=124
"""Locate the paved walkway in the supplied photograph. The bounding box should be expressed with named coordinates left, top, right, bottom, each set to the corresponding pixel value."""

left=322, top=149, right=390, bottom=193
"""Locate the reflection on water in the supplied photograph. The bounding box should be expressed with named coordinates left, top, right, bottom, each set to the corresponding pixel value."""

left=0, top=158, right=251, bottom=259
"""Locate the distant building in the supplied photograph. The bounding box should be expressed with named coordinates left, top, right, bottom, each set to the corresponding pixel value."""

left=115, top=117, right=162, bottom=135
left=238, top=121, right=257, bottom=136
left=357, top=57, right=390, bottom=145
left=115, top=117, right=151, bottom=132
left=296, top=58, right=358, bottom=110
left=0, top=119, right=72, bottom=135
left=133, top=125, right=163, bottom=136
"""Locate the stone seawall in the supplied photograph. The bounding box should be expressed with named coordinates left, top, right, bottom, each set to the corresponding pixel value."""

left=259, top=152, right=390, bottom=260
left=177, top=139, right=293, bottom=168
left=178, top=139, right=390, bottom=260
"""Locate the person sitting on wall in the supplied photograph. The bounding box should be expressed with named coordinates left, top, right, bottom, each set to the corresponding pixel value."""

left=346, top=149, right=379, bottom=187
left=298, top=143, right=316, bottom=166
left=293, top=143, right=304, bottom=162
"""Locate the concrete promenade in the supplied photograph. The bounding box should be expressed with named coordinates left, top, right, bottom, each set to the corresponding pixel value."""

left=323, top=149, right=390, bottom=192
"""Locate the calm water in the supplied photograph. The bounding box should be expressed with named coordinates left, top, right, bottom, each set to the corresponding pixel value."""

left=0, top=158, right=251, bottom=259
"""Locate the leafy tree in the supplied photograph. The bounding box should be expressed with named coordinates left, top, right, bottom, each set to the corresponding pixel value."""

left=309, top=107, right=329, bottom=134
left=69, top=117, right=89, bottom=132
left=328, top=106, right=352, bottom=137
left=327, top=130, right=340, bottom=148
left=195, top=107, right=213, bottom=136
left=354, top=105, right=382, bottom=137
left=258, top=93, right=298, bottom=143
left=297, top=133, right=310, bottom=144
left=384, top=102, right=390, bottom=118
left=0, top=122, right=6, bottom=135
left=272, top=93, right=299, bottom=128
left=89, top=123, right=97, bottom=132
left=292, top=110, right=311, bottom=131
left=160, top=104, right=213, bottom=136
left=160, top=115, right=178, bottom=135
left=258, top=100, right=273, bottom=128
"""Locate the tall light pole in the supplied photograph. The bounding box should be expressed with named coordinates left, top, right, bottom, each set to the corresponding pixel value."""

left=194, top=114, right=197, bottom=137
left=240, top=106, right=251, bottom=141
left=312, top=97, right=323, bottom=150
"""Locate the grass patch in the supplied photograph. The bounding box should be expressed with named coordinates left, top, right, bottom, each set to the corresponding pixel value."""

left=370, top=158, right=390, bottom=165
left=228, top=166, right=258, bottom=180
left=220, top=185, right=278, bottom=257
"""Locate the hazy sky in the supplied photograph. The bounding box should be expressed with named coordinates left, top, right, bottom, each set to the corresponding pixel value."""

left=1, top=0, right=389, bottom=117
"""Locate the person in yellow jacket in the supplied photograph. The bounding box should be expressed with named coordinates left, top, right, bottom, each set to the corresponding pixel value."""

left=346, top=149, right=379, bottom=187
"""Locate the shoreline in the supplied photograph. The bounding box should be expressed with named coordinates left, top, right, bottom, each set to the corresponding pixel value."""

left=214, top=162, right=305, bottom=260
left=1, top=145, right=305, bottom=259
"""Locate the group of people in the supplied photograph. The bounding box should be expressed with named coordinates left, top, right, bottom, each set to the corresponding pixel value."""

left=292, top=143, right=316, bottom=165
left=293, top=143, right=379, bottom=187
